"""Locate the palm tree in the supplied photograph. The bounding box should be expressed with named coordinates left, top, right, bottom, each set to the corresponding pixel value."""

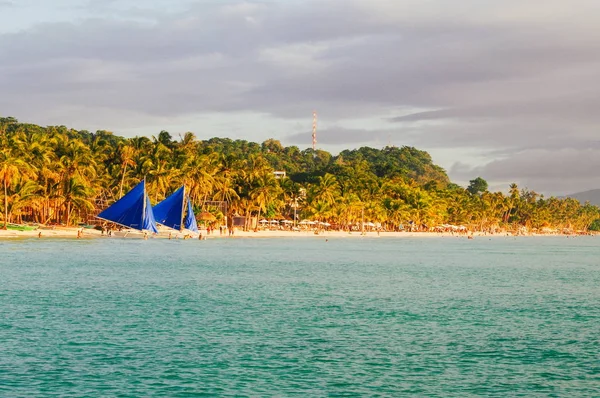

left=180, top=152, right=219, bottom=205
left=280, top=178, right=303, bottom=222
left=61, top=176, right=95, bottom=225
left=250, top=173, right=280, bottom=225
left=147, top=159, right=175, bottom=202
left=213, top=176, right=240, bottom=203
left=305, top=200, right=332, bottom=224
left=0, top=149, right=35, bottom=228
left=15, top=130, right=62, bottom=224
left=118, top=145, right=136, bottom=198
left=2, top=178, right=40, bottom=224
left=310, top=173, right=340, bottom=206
left=58, top=138, right=97, bottom=181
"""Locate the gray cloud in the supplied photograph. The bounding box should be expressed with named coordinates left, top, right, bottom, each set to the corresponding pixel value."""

left=1, top=0, right=599, bottom=194
left=450, top=148, right=600, bottom=195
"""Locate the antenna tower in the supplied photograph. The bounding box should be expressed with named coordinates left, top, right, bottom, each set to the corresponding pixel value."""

left=312, top=111, right=317, bottom=157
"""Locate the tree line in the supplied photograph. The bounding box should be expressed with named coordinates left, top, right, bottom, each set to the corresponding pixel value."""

left=1, top=116, right=598, bottom=233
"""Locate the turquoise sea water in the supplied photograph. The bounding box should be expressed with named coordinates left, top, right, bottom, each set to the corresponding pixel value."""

left=0, top=236, right=599, bottom=396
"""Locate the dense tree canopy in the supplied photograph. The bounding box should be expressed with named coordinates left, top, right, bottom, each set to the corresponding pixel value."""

left=467, top=177, right=488, bottom=195
left=1, top=117, right=598, bottom=233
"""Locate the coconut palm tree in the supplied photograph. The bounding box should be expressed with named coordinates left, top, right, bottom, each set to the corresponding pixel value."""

left=310, top=173, right=340, bottom=206
left=118, top=145, right=136, bottom=198
left=305, top=200, right=332, bottom=224
left=250, top=172, right=280, bottom=225
left=2, top=178, right=40, bottom=224
left=147, top=159, right=175, bottom=202
left=181, top=152, right=219, bottom=205
left=0, top=138, right=36, bottom=228
left=61, top=176, right=96, bottom=225
left=279, top=178, right=303, bottom=222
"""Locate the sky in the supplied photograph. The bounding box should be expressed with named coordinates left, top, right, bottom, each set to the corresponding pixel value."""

left=1, top=0, right=599, bottom=195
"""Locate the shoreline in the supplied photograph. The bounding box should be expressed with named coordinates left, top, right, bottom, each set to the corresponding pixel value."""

left=0, top=227, right=594, bottom=240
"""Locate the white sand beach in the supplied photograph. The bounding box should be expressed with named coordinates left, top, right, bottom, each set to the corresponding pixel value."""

left=0, top=226, right=582, bottom=240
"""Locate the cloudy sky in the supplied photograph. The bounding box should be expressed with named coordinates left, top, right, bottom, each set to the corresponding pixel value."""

left=1, top=0, right=599, bottom=195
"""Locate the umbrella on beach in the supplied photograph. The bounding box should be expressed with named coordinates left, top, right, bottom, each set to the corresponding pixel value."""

left=259, top=219, right=268, bottom=223
left=199, top=212, right=216, bottom=221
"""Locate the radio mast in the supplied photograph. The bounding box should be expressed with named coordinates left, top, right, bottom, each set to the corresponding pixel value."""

left=312, top=111, right=317, bottom=157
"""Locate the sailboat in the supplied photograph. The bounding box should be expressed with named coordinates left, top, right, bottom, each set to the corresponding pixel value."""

left=153, top=186, right=199, bottom=234
left=97, top=179, right=158, bottom=234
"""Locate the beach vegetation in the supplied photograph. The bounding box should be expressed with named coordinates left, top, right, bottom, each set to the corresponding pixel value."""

left=0, top=117, right=598, bottom=233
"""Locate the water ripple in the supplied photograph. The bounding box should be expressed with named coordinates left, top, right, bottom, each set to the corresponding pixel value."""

left=0, top=237, right=599, bottom=396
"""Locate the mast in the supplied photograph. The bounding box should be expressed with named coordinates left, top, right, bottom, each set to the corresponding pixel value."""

left=142, top=177, right=147, bottom=228
left=180, top=186, right=186, bottom=231
left=312, top=111, right=317, bottom=158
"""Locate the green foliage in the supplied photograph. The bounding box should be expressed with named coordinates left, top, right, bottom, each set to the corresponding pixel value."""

left=588, top=219, right=600, bottom=231
left=337, top=146, right=449, bottom=184
left=0, top=116, right=597, bottom=232
left=467, top=177, right=488, bottom=195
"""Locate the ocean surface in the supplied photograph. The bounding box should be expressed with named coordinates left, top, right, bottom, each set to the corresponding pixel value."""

left=0, top=236, right=599, bottom=397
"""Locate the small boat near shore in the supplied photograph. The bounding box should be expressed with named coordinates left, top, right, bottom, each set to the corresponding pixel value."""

left=153, top=186, right=198, bottom=236
left=96, top=179, right=158, bottom=235
left=6, top=223, right=39, bottom=231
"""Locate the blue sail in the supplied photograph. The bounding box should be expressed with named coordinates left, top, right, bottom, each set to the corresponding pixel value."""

left=97, top=180, right=158, bottom=233
left=153, top=186, right=185, bottom=230
left=184, top=197, right=199, bottom=232
left=142, top=194, right=158, bottom=233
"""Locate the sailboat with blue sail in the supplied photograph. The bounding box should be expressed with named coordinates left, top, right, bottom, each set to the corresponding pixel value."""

left=97, top=179, right=158, bottom=233
left=153, top=186, right=198, bottom=234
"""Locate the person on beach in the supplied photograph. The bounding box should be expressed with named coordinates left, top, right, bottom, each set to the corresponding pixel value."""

left=38, top=232, right=42, bottom=238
